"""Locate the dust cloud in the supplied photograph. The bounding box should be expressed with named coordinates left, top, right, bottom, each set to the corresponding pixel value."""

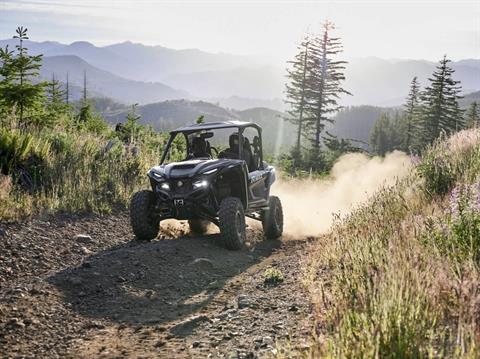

left=271, top=151, right=412, bottom=236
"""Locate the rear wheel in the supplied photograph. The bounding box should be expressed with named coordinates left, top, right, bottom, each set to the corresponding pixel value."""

left=188, top=219, right=210, bottom=235
left=130, top=190, right=160, bottom=240
left=219, top=197, right=246, bottom=250
left=262, top=196, right=283, bottom=239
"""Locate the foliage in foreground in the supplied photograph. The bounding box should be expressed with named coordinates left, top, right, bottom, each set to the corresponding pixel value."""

left=0, top=112, right=174, bottom=220
left=305, top=129, right=480, bottom=358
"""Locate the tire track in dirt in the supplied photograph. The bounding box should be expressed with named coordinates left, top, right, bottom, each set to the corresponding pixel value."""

left=0, top=214, right=313, bottom=358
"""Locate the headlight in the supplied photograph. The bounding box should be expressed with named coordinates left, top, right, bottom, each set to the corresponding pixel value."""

left=193, top=180, right=209, bottom=189
left=150, top=171, right=163, bottom=180
left=160, top=182, right=170, bottom=190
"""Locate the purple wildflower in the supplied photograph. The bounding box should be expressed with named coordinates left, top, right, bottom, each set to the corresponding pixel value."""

left=449, top=182, right=480, bottom=217
left=449, top=185, right=461, bottom=217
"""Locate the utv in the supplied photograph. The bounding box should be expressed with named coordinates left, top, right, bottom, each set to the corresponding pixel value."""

left=130, top=120, right=283, bottom=250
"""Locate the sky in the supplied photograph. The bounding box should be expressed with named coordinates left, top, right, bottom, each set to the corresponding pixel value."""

left=0, top=0, right=479, bottom=65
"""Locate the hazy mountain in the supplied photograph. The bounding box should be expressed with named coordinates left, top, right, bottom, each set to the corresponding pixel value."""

left=104, top=41, right=255, bottom=81
left=211, top=96, right=286, bottom=112
left=40, top=55, right=187, bottom=104
left=0, top=39, right=255, bottom=83
left=343, top=57, right=480, bottom=106
left=162, top=57, right=479, bottom=106
left=2, top=39, right=478, bottom=108
left=163, top=66, right=285, bottom=99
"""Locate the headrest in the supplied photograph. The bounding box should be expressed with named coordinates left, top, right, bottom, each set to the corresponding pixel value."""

left=229, top=133, right=239, bottom=148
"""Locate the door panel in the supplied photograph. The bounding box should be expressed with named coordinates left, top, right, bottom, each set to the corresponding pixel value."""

left=248, top=170, right=269, bottom=201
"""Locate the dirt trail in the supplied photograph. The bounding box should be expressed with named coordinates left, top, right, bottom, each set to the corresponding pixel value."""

left=0, top=213, right=313, bottom=358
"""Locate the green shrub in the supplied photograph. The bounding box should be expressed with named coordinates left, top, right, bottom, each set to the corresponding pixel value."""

left=417, top=130, right=480, bottom=197
left=264, top=267, right=284, bottom=286
left=417, top=152, right=455, bottom=196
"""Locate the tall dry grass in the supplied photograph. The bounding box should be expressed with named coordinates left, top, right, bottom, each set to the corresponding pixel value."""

left=304, top=129, right=480, bottom=358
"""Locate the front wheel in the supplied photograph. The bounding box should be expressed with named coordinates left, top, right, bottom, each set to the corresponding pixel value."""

left=218, top=197, right=246, bottom=250
left=262, top=196, right=283, bottom=239
left=130, top=190, right=160, bottom=240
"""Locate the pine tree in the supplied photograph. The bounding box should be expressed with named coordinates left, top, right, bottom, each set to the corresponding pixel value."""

left=47, top=73, right=66, bottom=104
left=285, top=34, right=311, bottom=168
left=370, top=113, right=392, bottom=156
left=77, top=70, right=93, bottom=125
left=465, top=101, right=479, bottom=128
left=124, top=103, right=142, bottom=144
left=77, top=102, right=93, bottom=124
left=304, top=21, right=350, bottom=170
left=4, top=27, right=46, bottom=126
left=45, top=73, right=69, bottom=124
left=0, top=45, right=15, bottom=115
left=83, top=70, right=87, bottom=102
left=404, top=76, right=420, bottom=151
left=65, top=72, right=70, bottom=104
left=418, top=55, right=464, bottom=146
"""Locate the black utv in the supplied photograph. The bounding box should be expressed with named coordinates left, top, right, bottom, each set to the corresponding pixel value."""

left=130, top=120, right=283, bottom=250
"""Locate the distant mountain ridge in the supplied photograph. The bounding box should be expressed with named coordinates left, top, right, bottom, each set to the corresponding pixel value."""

left=1, top=38, right=478, bottom=110
left=40, top=55, right=188, bottom=104
left=0, top=39, right=255, bottom=82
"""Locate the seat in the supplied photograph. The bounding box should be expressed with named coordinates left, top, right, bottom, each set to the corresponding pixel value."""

left=219, top=133, right=240, bottom=159
left=191, top=137, right=210, bottom=158
left=252, top=136, right=261, bottom=170
left=243, top=137, right=255, bottom=172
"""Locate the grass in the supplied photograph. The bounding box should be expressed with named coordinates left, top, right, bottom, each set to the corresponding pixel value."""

left=304, top=129, right=480, bottom=358
left=0, top=113, right=174, bottom=221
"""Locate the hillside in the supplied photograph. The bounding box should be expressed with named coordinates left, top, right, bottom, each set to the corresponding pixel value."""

left=40, top=55, right=188, bottom=104
left=104, top=100, right=295, bottom=151
left=102, top=99, right=405, bottom=153
left=326, top=105, right=399, bottom=149
left=306, top=129, right=480, bottom=356
left=328, top=90, right=480, bottom=151
left=460, top=90, right=480, bottom=108
left=105, top=100, right=238, bottom=129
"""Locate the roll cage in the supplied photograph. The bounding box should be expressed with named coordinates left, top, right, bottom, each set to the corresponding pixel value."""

left=160, top=121, right=264, bottom=170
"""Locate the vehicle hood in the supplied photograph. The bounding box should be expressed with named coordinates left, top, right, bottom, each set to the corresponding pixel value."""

left=149, top=159, right=243, bottom=179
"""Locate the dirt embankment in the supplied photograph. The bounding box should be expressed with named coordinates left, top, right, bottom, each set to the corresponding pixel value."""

left=0, top=213, right=313, bottom=358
